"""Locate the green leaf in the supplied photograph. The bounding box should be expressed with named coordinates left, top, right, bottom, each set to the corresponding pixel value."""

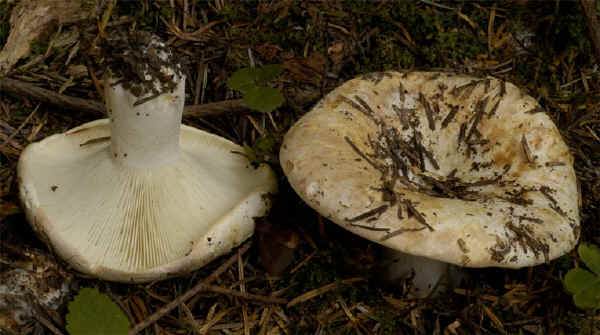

left=242, top=142, right=257, bottom=164
left=573, top=280, right=600, bottom=309
left=255, top=136, right=275, bottom=153
left=564, top=268, right=598, bottom=295
left=227, top=65, right=283, bottom=93
left=254, top=64, right=283, bottom=83
left=578, top=243, right=600, bottom=275
left=243, top=86, right=285, bottom=113
left=66, top=288, right=130, bottom=335
left=226, top=68, right=256, bottom=93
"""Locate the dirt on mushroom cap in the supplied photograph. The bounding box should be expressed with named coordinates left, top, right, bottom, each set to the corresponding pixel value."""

left=280, top=71, right=579, bottom=269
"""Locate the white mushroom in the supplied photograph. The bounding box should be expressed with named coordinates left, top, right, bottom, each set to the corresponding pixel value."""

left=18, top=34, right=277, bottom=283
left=280, top=71, right=579, bottom=297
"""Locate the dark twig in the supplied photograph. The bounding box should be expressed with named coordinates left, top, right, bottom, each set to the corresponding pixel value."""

left=202, top=284, right=287, bottom=304
left=128, top=241, right=252, bottom=335
left=419, top=93, right=435, bottom=130
left=344, top=136, right=380, bottom=170
left=404, top=200, right=434, bottom=231
left=346, top=204, right=389, bottom=223
left=0, top=77, right=248, bottom=117
left=0, top=78, right=104, bottom=114
left=184, top=99, right=248, bottom=117
left=380, top=227, right=426, bottom=241
left=29, top=298, right=66, bottom=335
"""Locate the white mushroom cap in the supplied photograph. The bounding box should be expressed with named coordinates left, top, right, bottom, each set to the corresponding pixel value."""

left=19, top=120, right=276, bottom=282
left=280, top=71, right=579, bottom=269
left=18, top=63, right=277, bottom=283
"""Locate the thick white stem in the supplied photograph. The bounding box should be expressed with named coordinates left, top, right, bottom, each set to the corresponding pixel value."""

left=105, top=76, right=185, bottom=169
left=381, top=249, right=460, bottom=298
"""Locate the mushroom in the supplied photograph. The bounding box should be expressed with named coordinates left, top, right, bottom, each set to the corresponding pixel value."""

left=18, top=33, right=277, bottom=283
left=280, top=71, right=579, bottom=297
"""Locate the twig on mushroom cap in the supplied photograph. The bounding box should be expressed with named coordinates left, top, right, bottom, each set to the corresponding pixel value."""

left=450, top=79, right=484, bottom=98
left=346, top=204, right=389, bottom=223
left=404, top=200, right=434, bottom=232
left=381, top=227, right=427, bottom=241
left=419, top=93, right=436, bottom=131
left=465, top=96, right=489, bottom=143
left=344, top=136, right=380, bottom=170
left=521, top=134, right=536, bottom=164
left=441, top=105, right=459, bottom=128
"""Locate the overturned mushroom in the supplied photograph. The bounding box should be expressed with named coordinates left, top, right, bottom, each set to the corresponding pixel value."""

left=18, top=33, right=277, bottom=282
left=280, top=71, right=579, bottom=296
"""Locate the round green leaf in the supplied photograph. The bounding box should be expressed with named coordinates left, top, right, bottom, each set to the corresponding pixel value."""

left=573, top=280, right=600, bottom=310
left=226, top=67, right=256, bottom=93
left=243, top=86, right=284, bottom=113
left=66, top=288, right=130, bottom=335
left=255, top=136, right=275, bottom=153
left=254, top=64, right=283, bottom=83
left=578, top=243, right=600, bottom=275
left=564, top=268, right=598, bottom=295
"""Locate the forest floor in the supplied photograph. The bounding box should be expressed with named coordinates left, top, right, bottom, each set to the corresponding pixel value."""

left=0, top=1, right=599, bottom=334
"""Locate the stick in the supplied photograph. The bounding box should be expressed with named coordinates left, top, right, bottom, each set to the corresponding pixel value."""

left=287, top=278, right=365, bottom=308
left=28, top=297, right=66, bottom=335
left=0, top=78, right=104, bottom=114
left=203, top=284, right=287, bottom=304
left=128, top=241, right=252, bottom=335
left=184, top=99, right=248, bottom=117
left=0, top=77, right=248, bottom=117
left=0, top=103, right=40, bottom=150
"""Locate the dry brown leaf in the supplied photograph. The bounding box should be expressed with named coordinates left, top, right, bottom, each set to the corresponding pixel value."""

left=256, top=221, right=300, bottom=275
left=282, top=53, right=327, bottom=86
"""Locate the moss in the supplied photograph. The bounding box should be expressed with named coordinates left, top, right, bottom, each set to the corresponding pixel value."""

left=286, top=248, right=341, bottom=297
left=159, top=6, right=175, bottom=21
left=30, top=38, right=49, bottom=56
left=558, top=311, right=597, bottom=334
left=336, top=1, right=491, bottom=76
left=81, top=0, right=97, bottom=11
left=218, top=3, right=255, bottom=22
left=116, top=1, right=174, bottom=29
left=431, top=29, right=487, bottom=62
left=551, top=6, right=590, bottom=53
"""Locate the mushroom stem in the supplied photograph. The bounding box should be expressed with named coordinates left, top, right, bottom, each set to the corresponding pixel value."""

left=106, top=75, right=185, bottom=169
left=381, top=249, right=460, bottom=298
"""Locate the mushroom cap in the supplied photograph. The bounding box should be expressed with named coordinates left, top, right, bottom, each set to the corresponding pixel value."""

left=18, top=119, right=277, bottom=282
left=280, top=71, right=579, bottom=268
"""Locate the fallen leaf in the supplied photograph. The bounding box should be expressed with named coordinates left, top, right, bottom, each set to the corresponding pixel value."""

left=256, top=220, right=300, bottom=275
left=283, top=52, right=327, bottom=85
